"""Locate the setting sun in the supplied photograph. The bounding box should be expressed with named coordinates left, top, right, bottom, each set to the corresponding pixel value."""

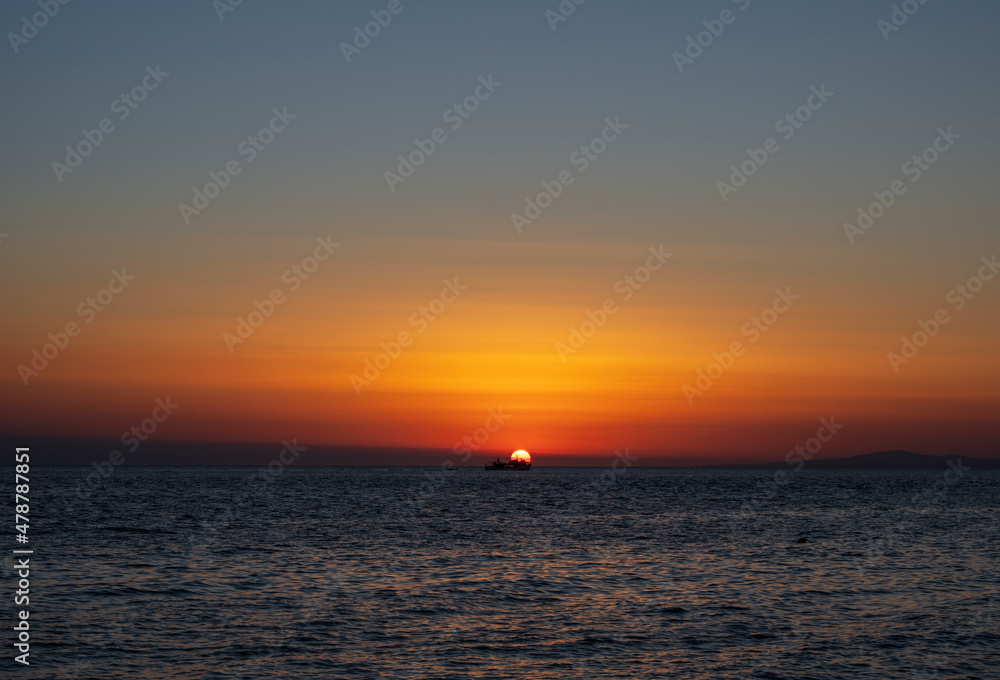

left=3, top=3, right=998, bottom=677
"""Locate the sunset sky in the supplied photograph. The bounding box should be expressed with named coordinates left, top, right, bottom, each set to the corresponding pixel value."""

left=2, top=1, right=998, bottom=463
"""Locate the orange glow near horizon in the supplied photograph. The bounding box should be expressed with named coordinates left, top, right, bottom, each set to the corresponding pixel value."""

left=1, top=236, right=998, bottom=462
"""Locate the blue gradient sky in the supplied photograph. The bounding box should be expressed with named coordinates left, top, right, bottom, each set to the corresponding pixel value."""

left=4, top=1, right=998, bottom=242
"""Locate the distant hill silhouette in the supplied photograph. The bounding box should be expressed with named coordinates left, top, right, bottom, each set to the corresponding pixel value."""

left=756, top=449, right=1000, bottom=469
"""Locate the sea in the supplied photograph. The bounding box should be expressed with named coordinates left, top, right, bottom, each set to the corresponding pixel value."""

left=7, top=465, right=999, bottom=679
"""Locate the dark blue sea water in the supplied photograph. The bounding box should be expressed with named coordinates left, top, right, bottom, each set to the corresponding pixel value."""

left=6, top=466, right=999, bottom=679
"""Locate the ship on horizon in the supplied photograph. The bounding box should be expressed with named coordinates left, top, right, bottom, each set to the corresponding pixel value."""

left=485, top=449, right=532, bottom=470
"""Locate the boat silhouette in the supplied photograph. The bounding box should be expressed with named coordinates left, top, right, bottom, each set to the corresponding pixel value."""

left=484, top=458, right=531, bottom=470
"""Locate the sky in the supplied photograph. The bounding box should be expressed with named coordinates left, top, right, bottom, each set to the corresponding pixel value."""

left=1, top=0, right=998, bottom=464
